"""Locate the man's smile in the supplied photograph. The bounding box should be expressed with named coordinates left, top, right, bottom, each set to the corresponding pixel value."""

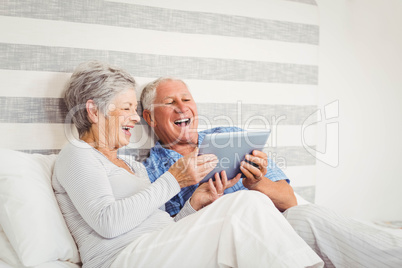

left=174, top=118, right=191, bottom=127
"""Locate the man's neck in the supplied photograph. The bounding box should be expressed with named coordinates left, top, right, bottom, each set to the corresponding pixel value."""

left=162, top=141, right=198, bottom=156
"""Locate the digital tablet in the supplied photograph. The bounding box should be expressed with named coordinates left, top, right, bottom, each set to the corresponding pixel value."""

left=198, top=130, right=271, bottom=183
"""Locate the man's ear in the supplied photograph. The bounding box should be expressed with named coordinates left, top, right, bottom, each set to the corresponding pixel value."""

left=143, top=109, right=156, bottom=127
left=86, top=100, right=99, bottom=124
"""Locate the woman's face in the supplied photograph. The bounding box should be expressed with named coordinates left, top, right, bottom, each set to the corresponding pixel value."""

left=99, top=88, right=140, bottom=149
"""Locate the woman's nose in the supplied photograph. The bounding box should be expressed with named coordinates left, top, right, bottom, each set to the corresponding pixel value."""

left=130, top=112, right=141, bottom=123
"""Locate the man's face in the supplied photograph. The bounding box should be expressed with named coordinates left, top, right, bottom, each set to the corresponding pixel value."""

left=149, top=80, right=199, bottom=147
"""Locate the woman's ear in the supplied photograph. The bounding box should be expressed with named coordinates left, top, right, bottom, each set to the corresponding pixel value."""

left=86, top=100, right=99, bottom=124
left=143, top=109, right=156, bottom=127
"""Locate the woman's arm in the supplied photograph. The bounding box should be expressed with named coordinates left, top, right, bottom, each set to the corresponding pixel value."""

left=173, top=171, right=241, bottom=221
left=54, top=150, right=181, bottom=239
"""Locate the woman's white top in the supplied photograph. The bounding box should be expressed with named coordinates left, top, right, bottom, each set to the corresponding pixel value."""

left=52, top=141, right=195, bottom=268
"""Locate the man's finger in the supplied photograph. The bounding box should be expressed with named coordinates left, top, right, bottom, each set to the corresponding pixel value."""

left=240, top=165, right=253, bottom=179
left=214, top=172, right=223, bottom=193
left=246, top=154, right=268, bottom=169
left=226, top=173, right=241, bottom=188
left=196, top=154, right=218, bottom=164
left=208, top=178, right=216, bottom=193
left=241, top=161, right=261, bottom=177
left=220, top=171, right=228, bottom=188
left=252, top=150, right=267, bottom=159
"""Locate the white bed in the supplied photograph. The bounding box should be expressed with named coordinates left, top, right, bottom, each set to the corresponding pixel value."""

left=1, top=149, right=401, bottom=267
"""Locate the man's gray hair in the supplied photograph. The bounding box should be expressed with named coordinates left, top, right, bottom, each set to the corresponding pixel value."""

left=140, top=77, right=188, bottom=111
left=64, top=60, right=136, bottom=137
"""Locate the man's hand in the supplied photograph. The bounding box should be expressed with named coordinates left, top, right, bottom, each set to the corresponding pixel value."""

left=240, top=150, right=268, bottom=190
left=240, top=150, right=297, bottom=211
left=190, top=171, right=241, bottom=211
left=168, top=148, right=218, bottom=188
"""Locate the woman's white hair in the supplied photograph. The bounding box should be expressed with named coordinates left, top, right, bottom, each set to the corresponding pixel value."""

left=140, top=77, right=188, bottom=111
left=64, top=60, right=136, bottom=137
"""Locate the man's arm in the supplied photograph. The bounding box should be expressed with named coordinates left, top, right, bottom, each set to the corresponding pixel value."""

left=250, top=179, right=296, bottom=212
left=240, top=150, right=297, bottom=212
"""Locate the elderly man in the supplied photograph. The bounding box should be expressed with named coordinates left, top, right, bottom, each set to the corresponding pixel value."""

left=141, top=77, right=296, bottom=215
left=141, top=77, right=402, bottom=268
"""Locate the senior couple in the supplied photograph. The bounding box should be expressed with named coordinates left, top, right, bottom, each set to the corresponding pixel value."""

left=53, top=61, right=401, bottom=268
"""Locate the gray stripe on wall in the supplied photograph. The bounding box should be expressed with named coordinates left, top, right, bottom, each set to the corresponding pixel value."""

left=0, top=1, right=319, bottom=45
left=0, top=97, right=317, bottom=126
left=0, top=43, right=318, bottom=85
left=198, top=103, right=317, bottom=126
left=18, top=149, right=61, bottom=155
left=293, top=186, right=315, bottom=203
left=0, top=97, right=68, bottom=123
left=119, top=146, right=316, bottom=166
left=284, top=0, right=317, bottom=6
left=263, top=146, right=316, bottom=166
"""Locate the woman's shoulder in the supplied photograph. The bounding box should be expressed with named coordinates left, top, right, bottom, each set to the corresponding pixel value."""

left=55, top=140, right=106, bottom=173
left=57, top=140, right=92, bottom=160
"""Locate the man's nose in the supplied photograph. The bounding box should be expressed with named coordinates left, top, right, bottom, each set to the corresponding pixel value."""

left=174, top=101, right=188, bottom=113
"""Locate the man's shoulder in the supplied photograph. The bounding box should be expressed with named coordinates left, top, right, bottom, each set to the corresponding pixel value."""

left=146, top=141, right=170, bottom=159
left=142, top=143, right=179, bottom=178
left=143, top=145, right=163, bottom=168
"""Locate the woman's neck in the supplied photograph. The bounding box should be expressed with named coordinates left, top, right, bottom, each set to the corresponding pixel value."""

left=81, top=131, right=119, bottom=161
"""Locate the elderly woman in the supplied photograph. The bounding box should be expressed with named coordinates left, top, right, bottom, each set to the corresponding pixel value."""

left=52, top=61, right=323, bottom=268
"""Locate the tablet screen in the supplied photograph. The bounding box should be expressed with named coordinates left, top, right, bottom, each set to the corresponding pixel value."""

left=198, top=130, right=270, bottom=183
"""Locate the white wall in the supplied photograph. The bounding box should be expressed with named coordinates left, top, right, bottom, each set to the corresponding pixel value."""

left=315, top=0, right=402, bottom=221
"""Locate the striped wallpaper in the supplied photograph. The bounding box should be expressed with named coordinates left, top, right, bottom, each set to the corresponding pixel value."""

left=0, top=0, right=319, bottom=202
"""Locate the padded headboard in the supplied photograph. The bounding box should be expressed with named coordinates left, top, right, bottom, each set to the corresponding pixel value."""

left=0, top=0, right=319, bottom=202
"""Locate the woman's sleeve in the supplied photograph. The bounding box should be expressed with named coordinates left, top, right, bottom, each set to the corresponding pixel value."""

left=173, top=199, right=197, bottom=221
left=54, top=150, right=180, bottom=239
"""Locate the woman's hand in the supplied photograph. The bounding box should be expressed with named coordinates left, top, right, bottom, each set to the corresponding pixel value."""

left=168, top=148, right=218, bottom=188
left=240, top=150, right=268, bottom=190
left=189, top=171, right=241, bottom=211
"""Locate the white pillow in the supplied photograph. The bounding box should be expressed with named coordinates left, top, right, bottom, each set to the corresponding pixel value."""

left=0, top=149, right=80, bottom=267
left=0, top=224, right=23, bottom=267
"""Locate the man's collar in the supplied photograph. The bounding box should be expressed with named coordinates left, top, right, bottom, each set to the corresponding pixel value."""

left=152, top=140, right=185, bottom=158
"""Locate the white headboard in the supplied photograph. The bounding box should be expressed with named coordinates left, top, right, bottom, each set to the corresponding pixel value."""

left=0, top=0, right=319, bottom=202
